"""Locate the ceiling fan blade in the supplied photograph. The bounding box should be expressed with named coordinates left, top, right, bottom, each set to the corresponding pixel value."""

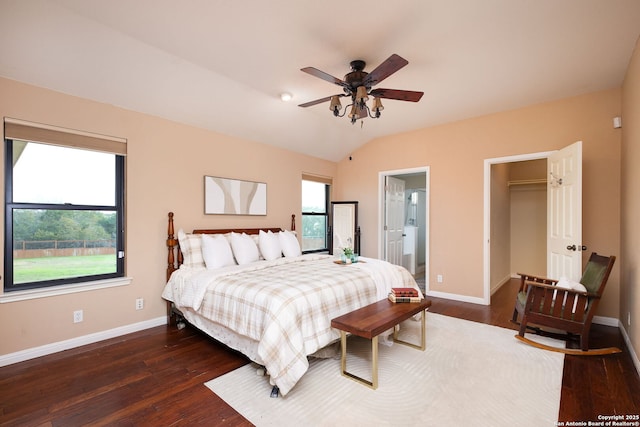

left=301, top=67, right=348, bottom=88
left=298, top=95, right=340, bottom=108
left=363, top=54, right=409, bottom=86
left=370, top=88, right=424, bottom=102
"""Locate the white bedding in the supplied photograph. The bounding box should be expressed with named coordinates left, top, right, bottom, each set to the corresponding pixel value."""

left=162, top=254, right=420, bottom=395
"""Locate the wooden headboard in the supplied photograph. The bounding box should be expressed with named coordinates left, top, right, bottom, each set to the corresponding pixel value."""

left=166, top=212, right=296, bottom=281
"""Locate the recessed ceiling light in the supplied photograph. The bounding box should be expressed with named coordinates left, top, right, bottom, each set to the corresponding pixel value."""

left=280, top=92, right=293, bottom=102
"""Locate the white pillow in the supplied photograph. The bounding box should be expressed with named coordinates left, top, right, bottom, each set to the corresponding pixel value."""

left=279, top=230, right=302, bottom=257
left=178, top=229, right=205, bottom=268
left=201, top=234, right=236, bottom=269
left=230, top=232, right=261, bottom=265
left=259, top=230, right=282, bottom=261
left=251, top=234, right=265, bottom=259
left=555, top=277, right=588, bottom=313
left=556, top=277, right=587, bottom=292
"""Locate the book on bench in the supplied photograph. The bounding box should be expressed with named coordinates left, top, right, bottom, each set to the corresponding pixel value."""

left=388, top=293, right=423, bottom=303
left=391, top=287, right=420, bottom=297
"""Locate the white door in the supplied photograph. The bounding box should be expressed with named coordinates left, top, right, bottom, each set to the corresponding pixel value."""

left=385, top=176, right=405, bottom=265
left=547, top=141, right=583, bottom=280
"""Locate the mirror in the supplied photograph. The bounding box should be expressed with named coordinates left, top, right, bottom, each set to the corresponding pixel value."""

left=328, top=201, right=360, bottom=255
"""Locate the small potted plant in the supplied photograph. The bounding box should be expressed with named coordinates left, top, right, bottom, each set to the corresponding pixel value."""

left=343, top=246, right=354, bottom=264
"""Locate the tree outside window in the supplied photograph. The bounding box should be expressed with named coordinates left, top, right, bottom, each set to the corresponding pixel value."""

left=301, top=180, right=329, bottom=252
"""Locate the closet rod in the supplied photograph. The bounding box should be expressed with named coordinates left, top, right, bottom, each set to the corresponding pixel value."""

left=507, top=179, right=547, bottom=187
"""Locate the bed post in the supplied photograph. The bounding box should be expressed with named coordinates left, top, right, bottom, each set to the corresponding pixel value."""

left=167, top=212, right=177, bottom=282
left=291, top=214, right=295, bottom=231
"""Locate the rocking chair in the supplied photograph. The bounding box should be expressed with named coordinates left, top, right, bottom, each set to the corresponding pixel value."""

left=511, top=252, right=620, bottom=355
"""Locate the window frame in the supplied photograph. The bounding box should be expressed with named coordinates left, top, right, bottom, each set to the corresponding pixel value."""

left=4, top=130, right=125, bottom=293
left=301, top=179, right=330, bottom=254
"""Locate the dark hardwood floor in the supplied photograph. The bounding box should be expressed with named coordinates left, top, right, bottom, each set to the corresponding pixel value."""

left=1, top=279, right=638, bottom=426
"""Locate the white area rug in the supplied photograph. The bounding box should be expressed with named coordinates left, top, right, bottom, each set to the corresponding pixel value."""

left=206, top=312, right=564, bottom=427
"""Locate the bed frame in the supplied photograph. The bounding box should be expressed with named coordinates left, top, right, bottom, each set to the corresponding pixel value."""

left=166, top=211, right=295, bottom=281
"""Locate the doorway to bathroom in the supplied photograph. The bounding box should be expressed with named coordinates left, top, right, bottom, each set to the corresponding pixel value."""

left=379, top=167, right=430, bottom=293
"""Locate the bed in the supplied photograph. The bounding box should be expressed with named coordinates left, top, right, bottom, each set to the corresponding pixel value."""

left=161, top=212, right=422, bottom=396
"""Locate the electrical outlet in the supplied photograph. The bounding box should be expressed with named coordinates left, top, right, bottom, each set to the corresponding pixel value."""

left=437, top=274, right=443, bottom=283
left=73, top=310, right=83, bottom=323
left=135, top=298, right=144, bottom=310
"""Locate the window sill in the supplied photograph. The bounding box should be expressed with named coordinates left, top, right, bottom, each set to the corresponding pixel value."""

left=302, top=250, right=329, bottom=255
left=0, top=277, right=133, bottom=303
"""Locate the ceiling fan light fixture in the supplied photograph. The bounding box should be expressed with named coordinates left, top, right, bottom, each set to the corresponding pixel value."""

left=373, top=97, right=384, bottom=112
left=356, top=86, right=369, bottom=104
left=329, top=95, right=342, bottom=115
left=348, top=104, right=359, bottom=120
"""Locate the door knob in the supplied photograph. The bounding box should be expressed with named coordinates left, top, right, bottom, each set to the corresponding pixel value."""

left=580, top=245, right=587, bottom=251
left=566, top=244, right=577, bottom=251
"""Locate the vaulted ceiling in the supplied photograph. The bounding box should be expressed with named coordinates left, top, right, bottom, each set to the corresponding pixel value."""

left=1, top=0, right=639, bottom=161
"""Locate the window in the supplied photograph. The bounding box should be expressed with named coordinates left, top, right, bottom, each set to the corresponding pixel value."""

left=4, top=119, right=125, bottom=292
left=301, top=177, right=330, bottom=253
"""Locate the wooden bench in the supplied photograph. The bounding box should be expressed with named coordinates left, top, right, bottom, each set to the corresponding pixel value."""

left=330, top=298, right=432, bottom=389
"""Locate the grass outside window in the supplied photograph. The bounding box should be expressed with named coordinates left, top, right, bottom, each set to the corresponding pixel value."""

left=13, top=255, right=117, bottom=284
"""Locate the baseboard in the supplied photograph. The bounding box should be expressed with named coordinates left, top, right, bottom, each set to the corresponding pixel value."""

left=490, top=274, right=512, bottom=296
left=619, top=322, right=640, bottom=378
left=425, top=290, right=487, bottom=305
left=592, top=315, right=619, bottom=327
left=588, top=316, right=640, bottom=378
left=0, top=316, right=167, bottom=367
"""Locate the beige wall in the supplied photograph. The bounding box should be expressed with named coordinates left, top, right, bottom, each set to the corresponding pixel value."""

left=509, top=184, right=546, bottom=276
left=489, top=162, right=510, bottom=291
left=0, top=77, right=336, bottom=356
left=621, top=37, right=640, bottom=362
left=335, top=89, right=622, bottom=317
left=509, top=160, right=546, bottom=277
left=1, top=56, right=635, bottom=359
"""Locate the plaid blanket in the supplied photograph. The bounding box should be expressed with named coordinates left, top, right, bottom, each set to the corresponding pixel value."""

left=163, top=254, right=418, bottom=395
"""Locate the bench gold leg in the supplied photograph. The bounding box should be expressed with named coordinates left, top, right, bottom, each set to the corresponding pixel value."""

left=340, top=331, right=379, bottom=389
left=392, top=310, right=427, bottom=350
left=339, top=309, right=428, bottom=390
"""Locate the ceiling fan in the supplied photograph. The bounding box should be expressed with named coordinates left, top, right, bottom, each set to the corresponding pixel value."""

left=298, top=54, right=423, bottom=124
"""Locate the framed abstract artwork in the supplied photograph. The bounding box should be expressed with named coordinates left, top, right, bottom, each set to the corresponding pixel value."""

left=204, top=176, right=267, bottom=215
